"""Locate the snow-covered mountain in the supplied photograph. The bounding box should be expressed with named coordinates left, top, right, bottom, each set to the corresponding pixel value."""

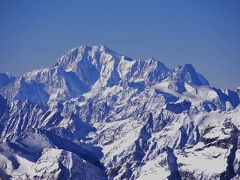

left=0, top=45, right=239, bottom=179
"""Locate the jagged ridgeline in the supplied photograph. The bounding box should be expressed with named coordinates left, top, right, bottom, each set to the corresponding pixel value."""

left=0, top=45, right=240, bottom=179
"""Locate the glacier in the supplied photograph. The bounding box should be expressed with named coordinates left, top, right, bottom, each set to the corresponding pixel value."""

left=0, top=45, right=239, bottom=179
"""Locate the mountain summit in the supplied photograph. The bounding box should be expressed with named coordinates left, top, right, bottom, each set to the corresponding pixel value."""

left=0, top=45, right=208, bottom=103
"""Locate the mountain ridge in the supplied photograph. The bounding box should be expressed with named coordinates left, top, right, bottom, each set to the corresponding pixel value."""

left=0, top=45, right=210, bottom=103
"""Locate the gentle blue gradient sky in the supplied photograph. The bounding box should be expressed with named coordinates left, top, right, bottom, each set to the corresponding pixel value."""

left=0, top=0, right=240, bottom=88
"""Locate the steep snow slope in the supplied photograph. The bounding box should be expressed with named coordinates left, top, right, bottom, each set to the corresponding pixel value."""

left=0, top=45, right=239, bottom=179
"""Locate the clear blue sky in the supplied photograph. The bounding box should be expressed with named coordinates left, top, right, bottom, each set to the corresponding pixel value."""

left=0, top=0, right=240, bottom=88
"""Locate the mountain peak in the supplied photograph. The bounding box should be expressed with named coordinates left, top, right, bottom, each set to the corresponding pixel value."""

left=54, top=44, right=118, bottom=69
left=74, top=44, right=115, bottom=54
left=1, top=45, right=240, bottom=180
left=0, top=45, right=211, bottom=102
left=169, top=63, right=209, bottom=86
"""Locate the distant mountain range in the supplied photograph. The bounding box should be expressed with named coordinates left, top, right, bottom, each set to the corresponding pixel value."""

left=0, top=45, right=239, bottom=179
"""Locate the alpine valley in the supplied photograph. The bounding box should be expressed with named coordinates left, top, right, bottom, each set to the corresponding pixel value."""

left=0, top=45, right=240, bottom=180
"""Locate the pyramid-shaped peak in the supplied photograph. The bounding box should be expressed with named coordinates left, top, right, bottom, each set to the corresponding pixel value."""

left=169, top=63, right=209, bottom=86
left=182, top=64, right=196, bottom=70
